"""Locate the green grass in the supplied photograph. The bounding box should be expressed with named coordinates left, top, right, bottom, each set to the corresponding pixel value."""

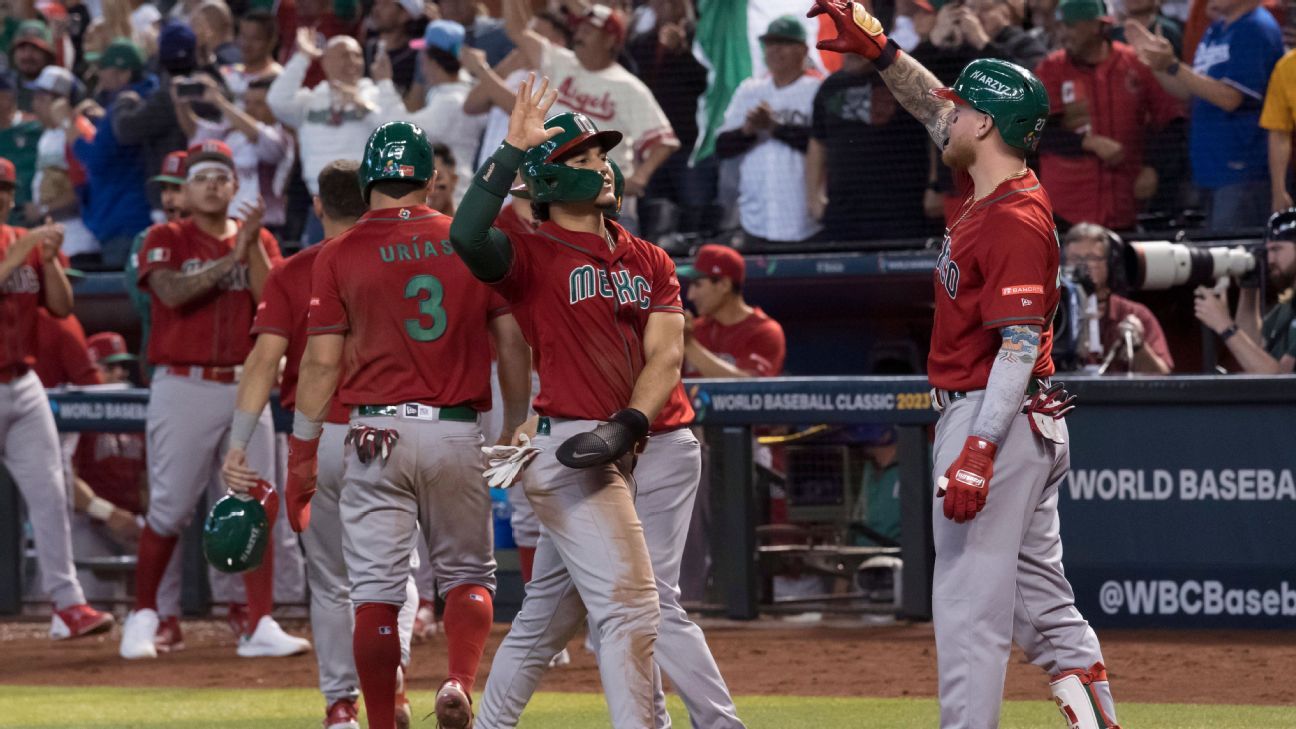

left=1, top=686, right=1294, bottom=728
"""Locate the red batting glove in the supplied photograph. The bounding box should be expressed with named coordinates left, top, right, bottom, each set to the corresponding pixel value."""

left=285, top=435, right=319, bottom=533
left=247, top=479, right=280, bottom=526
left=938, top=436, right=998, bottom=523
left=807, top=0, right=898, bottom=65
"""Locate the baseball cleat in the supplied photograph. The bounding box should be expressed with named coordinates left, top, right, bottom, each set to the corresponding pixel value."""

left=49, top=603, right=114, bottom=641
left=395, top=664, right=412, bottom=729
left=413, top=599, right=439, bottom=642
left=548, top=647, right=571, bottom=667
left=434, top=678, right=473, bottom=729
left=154, top=615, right=185, bottom=653
left=237, top=616, right=312, bottom=658
left=119, top=609, right=160, bottom=659
left=322, top=698, right=360, bottom=729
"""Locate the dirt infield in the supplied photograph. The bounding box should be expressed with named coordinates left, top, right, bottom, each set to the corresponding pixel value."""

left=4, top=618, right=1295, bottom=706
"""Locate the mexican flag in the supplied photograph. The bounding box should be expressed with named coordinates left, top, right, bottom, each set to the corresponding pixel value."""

left=691, top=0, right=837, bottom=163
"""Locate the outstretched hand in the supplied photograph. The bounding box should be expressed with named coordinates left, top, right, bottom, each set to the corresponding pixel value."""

left=504, top=73, right=561, bottom=151
left=808, top=0, right=892, bottom=59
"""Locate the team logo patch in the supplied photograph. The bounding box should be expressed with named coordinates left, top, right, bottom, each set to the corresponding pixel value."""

left=1001, top=285, right=1044, bottom=296
left=146, top=248, right=170, bottom=263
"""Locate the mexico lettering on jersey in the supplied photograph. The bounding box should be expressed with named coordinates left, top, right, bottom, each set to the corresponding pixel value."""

left=490, top=219, right=691, bottom=422
left=136, top=218, right=283, bottom=366
left=307, top=205, right=508, bottom=410
left=250, top=244, right=349, bottom=424
left=0, top=225, right=43, bottom=369
left=927, top=169, right=1059, bottom=391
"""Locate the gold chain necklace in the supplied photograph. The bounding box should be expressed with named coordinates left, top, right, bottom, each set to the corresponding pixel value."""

left=946, top=168, right=1030, bottom=235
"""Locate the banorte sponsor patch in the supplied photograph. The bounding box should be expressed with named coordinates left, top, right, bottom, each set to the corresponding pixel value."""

left=1001, top=284, right=1044, bottom=295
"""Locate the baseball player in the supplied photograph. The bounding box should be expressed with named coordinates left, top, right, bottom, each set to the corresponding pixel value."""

left=450, top=80, right=687, bottom=729
left=125, top=149, right=190, bottom=376
left=0, top=156, right=114, bottom=641
left=289, top=121, right=530, bottom=729
left=811, top=2, right=1120, bottom=727
left=119, top=141, right=309, bottom=661
left=221, top=159, right=422, bottom=729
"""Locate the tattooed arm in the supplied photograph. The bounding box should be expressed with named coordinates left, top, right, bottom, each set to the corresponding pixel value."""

left=878, top=53, right=956, bottom=147
left=969, top=324, right=1039, bottom=444
left=147, top=255, right=239, bottom=309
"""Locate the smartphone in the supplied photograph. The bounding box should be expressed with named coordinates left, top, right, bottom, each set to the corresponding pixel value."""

left=177, top=79, right=205, bottom=98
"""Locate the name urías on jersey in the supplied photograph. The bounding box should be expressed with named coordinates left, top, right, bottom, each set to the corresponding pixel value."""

left=379, top=238, right=457, bottom=262
left=569, top=264, right=652, bottom=309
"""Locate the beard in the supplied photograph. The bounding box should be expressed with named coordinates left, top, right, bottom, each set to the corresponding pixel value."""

left=941, top=135, right=976, bottom=169
left=1271, top=262, right=1296, bottom=291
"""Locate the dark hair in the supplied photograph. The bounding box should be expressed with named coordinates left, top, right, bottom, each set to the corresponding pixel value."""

left=317, top=160, right=367, bottom=220
left=239, top=9, right=277, bottom=41
left=424, top=46, right=461, bottom=75
left=531, top=201, right=550, bottom=221
left=370, top=178, right=426, bottom=201
left=430, top=142, right=455, bottom=167
left=535, top=10, right=574, bottom=47
left=709, top=275, right=741, bottom=295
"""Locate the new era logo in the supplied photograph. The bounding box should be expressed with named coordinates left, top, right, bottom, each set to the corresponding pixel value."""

left=405, top=404, right=418, bottom=417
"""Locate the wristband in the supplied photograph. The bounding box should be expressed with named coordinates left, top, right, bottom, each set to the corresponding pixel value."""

left=292, top=409, right=323, bottom=441
left=610, top=407, right=650, bottom=440
left=1219, top=324, right=1239, bottom=341
left=229, top=409, right=261, bottom=451
left=86, top=496, right=115, bottom=522
left=874, top=39, right=900, bottom=72
left=474, top=143, right=525, bottom=198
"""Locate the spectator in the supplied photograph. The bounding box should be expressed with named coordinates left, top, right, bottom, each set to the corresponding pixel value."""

left=807, top=51, right=932, bottom=242
left=364, top=0, right=422, bottom=98
left=1260, top=46, right=1296, bottom=213
left=626, top=0, right=714, bottom=243
left=193, top=1, right=240, bottom=66
left=440, top=0, right=514, bottom=66
left=1126, top=0, right=1282, bottom=231
left=0, top=72, right=43, bottom=226
left=428, top=142, right=459, bottom=215
left=1027, top=0, right=1064, bottom=50
left=1035, top=0, right=1184, bottom=231
left=850, top=426, right=901, bottom=548
left=1063, top=223, right=1174, bottom=373
left=1110, top=0, right=1184, bottom=57
left=10, top=20, right=57, bottom=112
left=716, top=16, right=822, bottom=246
left=952, top=0, right=1049, bottom=70
left=678, top=244, right=787, bottom=377
left=503, top=0, right=679, bottom=230
left=1193, top=208, right=1296, bottom=373
left=402, top=20, right=483, bottom=204
left=267, top=28, right=401, bottom=244
left=223, top=9, right=282, bottom=100
left=30, top=66, right=98, bottom=261
left=71, top=38, right=154, bottom=267
left=178, top=74, right=292, bottom=232
left=112, top=21, right=226, bottom=216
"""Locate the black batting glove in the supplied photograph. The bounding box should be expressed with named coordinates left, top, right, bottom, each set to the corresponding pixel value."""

left=556, top=408, right=650, bottom=469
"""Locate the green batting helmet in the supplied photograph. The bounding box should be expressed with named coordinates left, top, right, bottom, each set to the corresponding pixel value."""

left=359, top=121, right=435, bottom=200
left=516, top=112, right=622, bottom=204
left=932, top=59, right=1051, bottom=153
left=203, top=492, right=271, bottom=574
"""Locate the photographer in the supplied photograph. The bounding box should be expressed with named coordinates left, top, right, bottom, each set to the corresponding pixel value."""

left=1193, top=209, right=1296, bottom=374
left=1063, top=223, right=1174, bottom=373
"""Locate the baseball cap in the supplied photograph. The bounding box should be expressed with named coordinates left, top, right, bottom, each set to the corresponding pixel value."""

left=0, top=158, right=16, bottom=188
left=158, top=21, right=198, bottom=71
left=13, top=20, right=55, bottom=56
left=677, top=244, right=746, bottom=285
left=152, top=150, right=188, bottom=185
left=98, top=38, right=146, bottom=72
left=759, top=15, right=807, bottom=45
left=87, top=332, right=137, bottom=364
left=186, top=140, right=235, bottom=171
left=1057, top=0, right=1114, bottom=23
left=396, top=0, right=424, bottom=19
left=1267, top=208, right=1296, bottom=242
left=581, top=5, right=627, bottom=45
left=413, top=19, right=465, bottom=55
left=28, top=65, right=74, bottom=97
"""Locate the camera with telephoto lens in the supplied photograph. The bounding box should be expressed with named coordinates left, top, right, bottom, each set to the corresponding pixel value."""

left=1119, top=240, right=1262, bottom=290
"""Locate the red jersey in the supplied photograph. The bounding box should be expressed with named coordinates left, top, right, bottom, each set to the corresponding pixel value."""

left=250, top=245, right=349, bottom=424
left=34, top=310, right=102, bottom=387
left=308, top=206, right=508, bottom=409
left=688, top=307, right=786, bottom=377
left=137, top=218, right=283, bottom=367
left=72, top=432, right=147, bottom=514
left=1035, top=43, right=1183, bottom=229
left=0, top=224, right=45, bottom=370
left=491, top=219, right=688, bottom=421
left=929, top=170, right=1059, bottom=391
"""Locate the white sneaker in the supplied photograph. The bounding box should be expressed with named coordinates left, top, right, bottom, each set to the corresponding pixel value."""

left=549, top=647, right=571, bottom=667
left=237, top=616, right=312, bottom=658
left=119, top=609, right=160, bottom=660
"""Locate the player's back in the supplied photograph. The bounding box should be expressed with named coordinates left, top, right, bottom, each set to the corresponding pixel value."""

left=308, top=205, right=504, bottom=410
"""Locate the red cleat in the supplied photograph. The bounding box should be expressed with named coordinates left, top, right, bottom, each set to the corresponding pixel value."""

left=323, top=698, right=359, bottom=729
left=49, top=604, right=114, bottom=641
left=435, top=678, right=473, bottom=729
left=154, top=615, right=185, bottom=653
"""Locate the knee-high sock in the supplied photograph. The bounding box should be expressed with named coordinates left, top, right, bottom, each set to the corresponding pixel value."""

left=133, top=526, right=178, bottom=612
left=518, top=546, right=536, bottom=585
left=355, top=602, right=401, bottom=729
left=442, top=584, right=493, bottom=693
left=243, top=536, right=275, bottom=632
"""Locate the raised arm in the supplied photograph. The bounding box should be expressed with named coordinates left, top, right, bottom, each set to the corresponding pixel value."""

left=502, top=0, right=547, bottom=71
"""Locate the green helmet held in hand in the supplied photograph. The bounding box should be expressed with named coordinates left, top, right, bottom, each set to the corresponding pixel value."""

left=515, top=112, right=622, bottom=204
left=359, top=121, right=435, bottom=201
left=932, top=59, right=1051, bottom=153
left=203, top=493, right=271, bottom=574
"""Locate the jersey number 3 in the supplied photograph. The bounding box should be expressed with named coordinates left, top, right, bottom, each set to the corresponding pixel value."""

left=404, top=274, right=447, bottom=342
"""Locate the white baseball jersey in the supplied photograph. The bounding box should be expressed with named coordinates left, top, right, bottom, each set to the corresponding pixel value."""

left=407, top=75, right=488, bottom=204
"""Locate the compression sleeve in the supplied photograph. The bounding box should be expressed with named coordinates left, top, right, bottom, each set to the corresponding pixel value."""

left=449, top=142, right=524, bottom=283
